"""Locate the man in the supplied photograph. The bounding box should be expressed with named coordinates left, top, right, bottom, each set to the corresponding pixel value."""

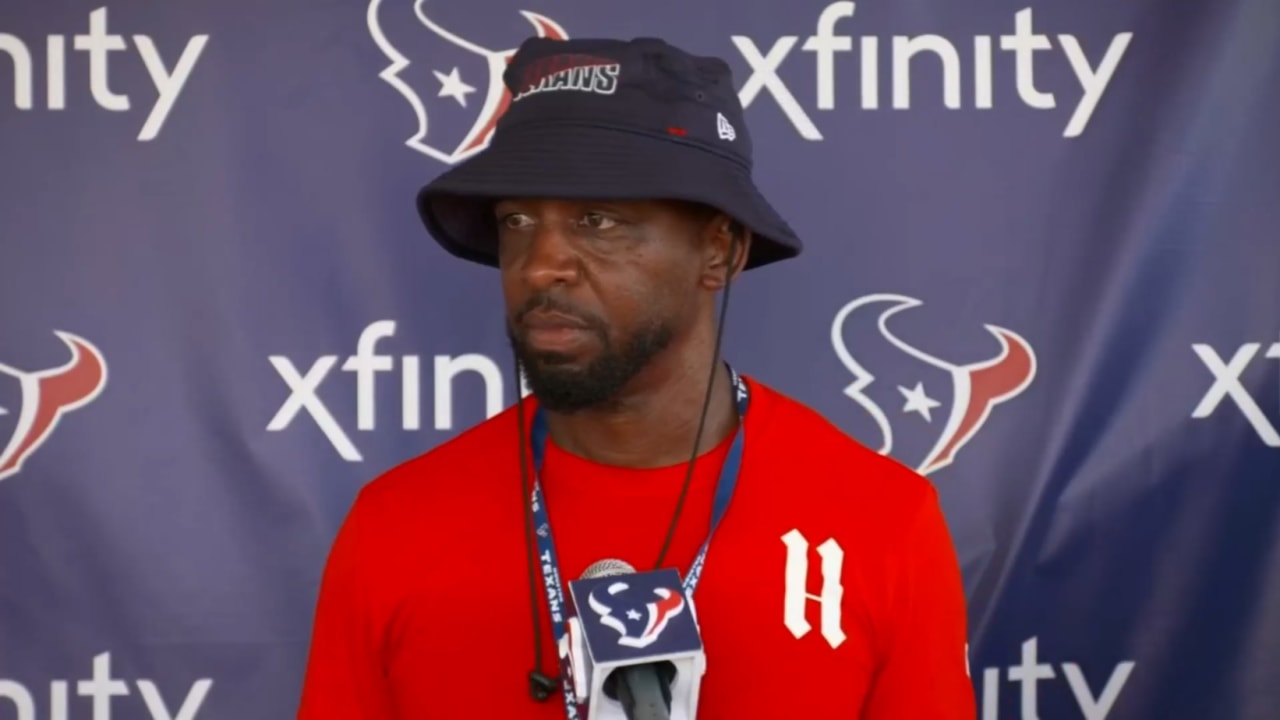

left=298, top=35, right=975, bottom=718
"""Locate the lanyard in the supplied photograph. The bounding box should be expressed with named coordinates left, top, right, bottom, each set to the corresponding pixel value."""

left=528, top=365, right=750, bottom=720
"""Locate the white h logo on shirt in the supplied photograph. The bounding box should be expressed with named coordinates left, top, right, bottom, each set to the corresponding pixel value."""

left=781, top=529, right=846, bottom=649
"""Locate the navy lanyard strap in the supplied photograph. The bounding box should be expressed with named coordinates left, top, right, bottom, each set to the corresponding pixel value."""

left=527, top=365, right=750, bottom=719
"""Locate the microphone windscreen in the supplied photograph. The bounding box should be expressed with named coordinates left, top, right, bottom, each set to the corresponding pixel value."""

left=581, top=558, right=636, bottom=579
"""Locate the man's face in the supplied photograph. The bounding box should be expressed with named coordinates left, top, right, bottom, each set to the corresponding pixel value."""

left=495, top=198, right=714, bottom=413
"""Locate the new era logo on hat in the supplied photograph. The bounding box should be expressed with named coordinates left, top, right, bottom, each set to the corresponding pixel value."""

left=415, top=36, right=802, bottom=270
left=717, top=112, right=736, bottom=141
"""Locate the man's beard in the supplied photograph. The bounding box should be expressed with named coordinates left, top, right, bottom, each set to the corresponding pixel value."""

left=507, top=314, right=674, bottom=414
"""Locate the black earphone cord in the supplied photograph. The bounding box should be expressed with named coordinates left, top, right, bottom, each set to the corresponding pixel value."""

left=515, top=231, right=743, bottom=701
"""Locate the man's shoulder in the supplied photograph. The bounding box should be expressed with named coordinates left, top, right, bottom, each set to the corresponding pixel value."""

left=749, top=377, right=939, bottom=520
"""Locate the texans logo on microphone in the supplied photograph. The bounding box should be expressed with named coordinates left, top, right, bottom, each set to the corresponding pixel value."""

left=367, top=0, right=568, bottom=165
left=831, top=293, right=1036, bottom=475
left=588, top=581, right=686, bottom=650
left=0, top=332, right=107, bottom=483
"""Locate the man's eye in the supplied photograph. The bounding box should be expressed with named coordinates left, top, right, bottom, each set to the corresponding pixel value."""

left=500, top=213, right=532, bottom=229
left=580, top=213, right=617, bottom=230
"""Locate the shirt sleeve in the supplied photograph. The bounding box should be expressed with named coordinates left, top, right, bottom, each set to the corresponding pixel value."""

left=296, top=490, right=397, bottom=719
left=862, top=486, right=977, bottom=719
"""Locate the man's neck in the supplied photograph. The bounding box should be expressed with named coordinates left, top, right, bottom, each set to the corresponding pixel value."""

left=543, top=359, right=738, bottom=469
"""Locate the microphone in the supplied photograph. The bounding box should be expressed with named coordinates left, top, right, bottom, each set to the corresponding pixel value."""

left=562, top=559, right=706, bottom=720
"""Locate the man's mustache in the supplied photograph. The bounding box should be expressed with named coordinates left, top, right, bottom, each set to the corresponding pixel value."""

left=513, top=295, right=603, bottom=331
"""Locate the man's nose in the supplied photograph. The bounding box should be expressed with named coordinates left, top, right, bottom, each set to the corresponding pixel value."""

left=520, top=221, right=581, bottom=290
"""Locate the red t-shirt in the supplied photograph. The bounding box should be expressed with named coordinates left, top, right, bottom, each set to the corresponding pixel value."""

left=297, top=376, right=976, bottom=718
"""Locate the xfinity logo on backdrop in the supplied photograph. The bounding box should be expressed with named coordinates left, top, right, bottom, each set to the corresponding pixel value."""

left=0, top=7, right=209, bottom=141
left=979, top=637, right=1135, bottom=720
left=267, top=321, right=528, bottom=461
left=0, top=652, right=212, bottom=720
left=732, top=2, right=1134, bottom=139
left=1191, top=337, right=1280, bottom=447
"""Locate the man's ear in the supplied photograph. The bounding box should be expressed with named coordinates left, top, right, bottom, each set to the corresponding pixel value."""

left=701, top=215, right=752, bottom=290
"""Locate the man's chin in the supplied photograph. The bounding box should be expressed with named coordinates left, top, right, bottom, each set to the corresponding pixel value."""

left=523, top=369, right=613, bottom=413
left=522, top=351, right=592, bottom=371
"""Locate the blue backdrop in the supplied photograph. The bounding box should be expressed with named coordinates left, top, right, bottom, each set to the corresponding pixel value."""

left=1, top=0, right=1277, bottom=718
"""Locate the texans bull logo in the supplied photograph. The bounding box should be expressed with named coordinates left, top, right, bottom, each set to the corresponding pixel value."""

left=0, top=332, right=107, bottom=482
left=831, top=294, right=1036, bottom=475
left=588, top=581, right=685, bottom=650
left=367, top=0, right=568, bottom=165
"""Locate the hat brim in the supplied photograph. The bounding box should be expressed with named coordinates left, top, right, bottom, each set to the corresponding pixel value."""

left=415, top=123, right=801, bottom=270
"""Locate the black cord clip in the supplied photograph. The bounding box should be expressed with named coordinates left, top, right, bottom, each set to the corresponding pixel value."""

left=529, top=671, right=559, bottom=701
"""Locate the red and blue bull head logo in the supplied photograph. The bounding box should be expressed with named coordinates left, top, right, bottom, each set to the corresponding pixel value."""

left=0, top=331, right=107, bottom=482
left=831, top=293, right=1036, bottom=475
left=367, top=0, right=568, bottom=165
left=587, top=580, right=686, bottom=650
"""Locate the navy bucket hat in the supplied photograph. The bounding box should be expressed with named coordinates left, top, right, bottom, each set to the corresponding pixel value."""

left=415, top=36, right=802, bottom=270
